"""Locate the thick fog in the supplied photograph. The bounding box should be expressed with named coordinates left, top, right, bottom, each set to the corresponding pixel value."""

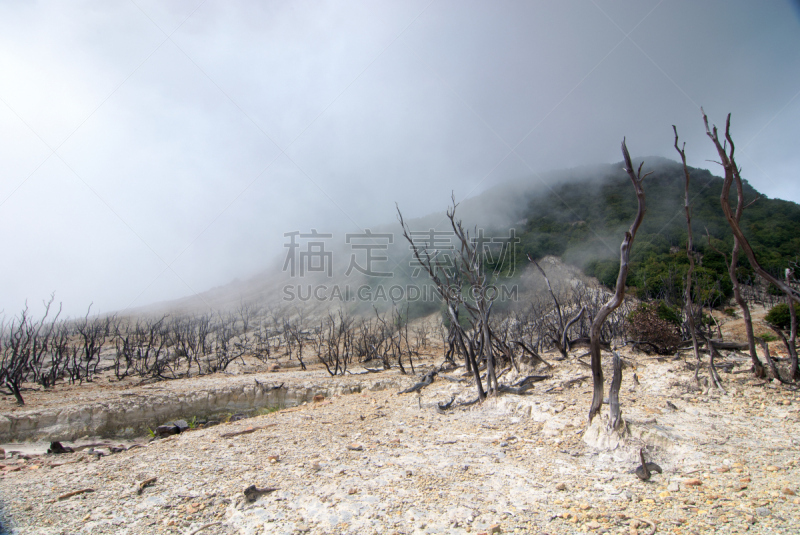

left=1, top=0, right=799, bottom=316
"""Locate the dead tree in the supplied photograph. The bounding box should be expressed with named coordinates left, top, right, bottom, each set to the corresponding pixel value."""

left=74, top=306, right=111, bottom=381
left=588, top=139, right=648, bottom=424
left=316, top=310, right=354, bottom=376
left=1, top=298, right=64, bottom=404
left=705, top=231, right=766, bottom=378
left=528, top=256, right=585, bottom=358
left=397, top=200, right=487, bottom=400
left=703, top=110, right=798, bottom=381
left=673, top=126, right=703, bottom=381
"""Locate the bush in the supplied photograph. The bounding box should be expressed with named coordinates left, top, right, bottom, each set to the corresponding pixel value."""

left=628, top=302, right=682, bottom=354
left=655, top=301, right=682, bottom=326
left=765, top=303, right=799, bottom=330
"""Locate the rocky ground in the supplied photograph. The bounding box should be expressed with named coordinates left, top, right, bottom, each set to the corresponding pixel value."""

left=1, top=345, right=799, bottom=535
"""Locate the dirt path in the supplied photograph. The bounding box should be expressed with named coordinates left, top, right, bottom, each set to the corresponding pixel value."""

left=1, top=350, right=799, bottom=534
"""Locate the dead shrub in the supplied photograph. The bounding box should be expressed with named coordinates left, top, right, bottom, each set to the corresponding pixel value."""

left=628, top=303, right=681, bottom=354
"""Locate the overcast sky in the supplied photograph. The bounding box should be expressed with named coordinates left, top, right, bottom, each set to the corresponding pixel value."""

left=1, top=0, right=799, bottom=316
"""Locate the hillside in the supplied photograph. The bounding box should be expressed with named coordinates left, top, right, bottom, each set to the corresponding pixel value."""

left=488, top=157, right=800, bottom=306
left=144, top=157, right=800, bottom=317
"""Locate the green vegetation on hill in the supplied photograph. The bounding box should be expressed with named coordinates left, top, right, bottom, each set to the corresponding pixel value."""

left=505, top=158, right=800, bottom=305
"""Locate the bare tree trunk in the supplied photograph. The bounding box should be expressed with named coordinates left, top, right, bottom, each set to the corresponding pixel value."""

left=607, top=352, right=623, bottom=431
left=703, top=111, right=800, bottom=305
left=673, top=126, right=702, bottom=381
left=732, top=238, right=764, bottom=377
left=588, top=139, right=648, bottom=423
left=758, top=338, right=791, bottom=384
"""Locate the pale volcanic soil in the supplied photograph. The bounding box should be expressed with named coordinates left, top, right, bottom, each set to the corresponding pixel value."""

left=1, top=338, right=799, bottom=535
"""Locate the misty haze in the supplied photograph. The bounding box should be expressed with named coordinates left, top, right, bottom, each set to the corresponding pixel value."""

left=1, top=2, right=800, bottom=534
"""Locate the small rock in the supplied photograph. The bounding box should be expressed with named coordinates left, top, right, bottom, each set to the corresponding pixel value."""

left=744, top=514, right=756, bottom=524
left=170, top=420, right=190, bottom=433
left=585, top=520, right=601, bottom=530
left=268, top=363, right=280, bottom=372
left=782, top=487, right=795, bottom=496
left=765, top=465, right=779, bottom=472
left=243, top=485, right=278, bottom=502
left=684, top=478, right=702, bottom=486
left=488, top=524, right=501, bottom=534
left=658, top=491, right=670, bottom=498
left=155, top=425, right=180, bottom=438
left=313, top=394, right=325, bottom=402
left=347, top=444, right=363, bottom=451
left=309, top=461, right=321, bottom=471
left=667, top=482, right=680, bottom=492
left=755, top=507, right=770, bottom=517
left=555, top=482, right=567, bottom=491
left=230, top=414, right=247, bottom=422
left=579, top=503, right=591, bottom=510
left=348, top=488, right=358, bottom=495
left=47, top=442, right=74, bottom=455
left=268, top=455, right=279, bottom=464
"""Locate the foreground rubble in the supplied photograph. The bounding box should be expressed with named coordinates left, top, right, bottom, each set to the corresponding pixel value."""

left=1, top=353, right=799, bottom=534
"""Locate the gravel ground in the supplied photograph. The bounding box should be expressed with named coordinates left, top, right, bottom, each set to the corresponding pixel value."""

left=1, top=352, right=799, bottom=535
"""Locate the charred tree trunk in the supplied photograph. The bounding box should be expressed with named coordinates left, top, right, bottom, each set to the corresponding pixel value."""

left=703, top=111, right=800, bottom=305
left=703, top=110, right=794, bottom=380
left=607, top=352, right=623, bottom=431
left=588, top=139, right=648, bottom=423
left=673, top=126, right=703, bottom=381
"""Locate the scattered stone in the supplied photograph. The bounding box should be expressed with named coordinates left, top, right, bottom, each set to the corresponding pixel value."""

left=347, top=444, right=363, bottom=451
left=313, top=394, right=325, bottom=402
left=488, top=524, right=502, bottom=533
left=155, top=424, right=180, bottom=438
left=171, top=420, right=190, bottom=433
left=268, top=455, right=279, bottom=463
left=243, top=485, right=278, bottom=502
left=684, top=478, right=702, bottom=486
left=136, top=476, right=157, bottom=495
left=756, top=507, right=770, bottom=517
left=47, top=442, right=74, bottom=454
left=555, top=482, right=567, bottom=491
left=783, top=487, right=796, bottom=496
